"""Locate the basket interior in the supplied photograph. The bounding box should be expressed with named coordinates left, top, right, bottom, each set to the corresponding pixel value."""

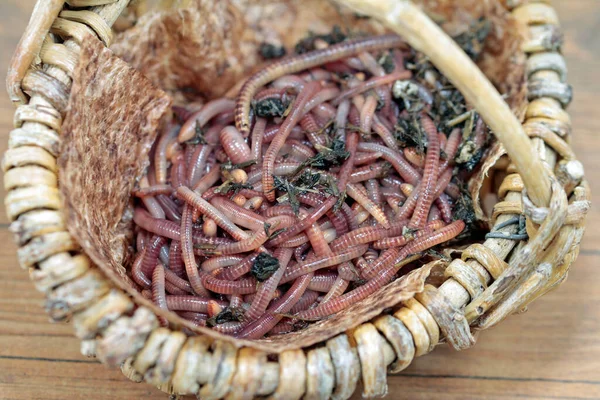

left=57, top=0, right=527, bottom=352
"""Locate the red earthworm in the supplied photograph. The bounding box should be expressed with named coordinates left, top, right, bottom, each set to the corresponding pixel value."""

left=340, top=203, right=359, bottom=231
left=214, top=147, right=229, bottom=163
left=218, top=252, right=260, bottom=281
left=178, top=99, right=235, bottom=142
left=436, top=193, right=453, bottom=223
left=155, top=194, right=181, bottom=222
left=438, top=132, right=447, bottom=150
left=237, top=188, right=268, bottom=200
left=400, top=183, right=414, bottom=197
left=268, top=196, right=337, bottom=246
left=348, top=103, right=361, bottom=128
left=247, top=161, right=301, bottom=184
left=296, top=193, right=349, bottom=236
left=193, top=166, right=220, bottom=193
left=154, top=125, right=179, bottom=184
left=245, top=289, right=282, bottom=304
left=270, top=272, right=314, bottom=313
left=133, top=208, right=231, bottom=246
left=307, top=272, right=338, bottom=292
left=303, top=87, right=340, bottom=115
left=294, top=244, right=310, bottom=262
left=138, top=177, right=166, bottom=219
left=201, top=255, right=245, bottom=272
left=303, top=68, right=333, bottom=81
left=428, top=205, right=442, bottom=222
left=141, top=235, right=166, bottom=276
left=335, top=99, right=351, bottom=140
left=202, top=216, right=218, bottom=237
left=172, top=104, right=200, bottom=122
left=272, top=75, right=306, bottom=90
left=269, top=319, right=295, bottom=335
left=158, top=244, right=170, bottom=266
left=281, top=244, right=368, bottom=283
left=349, top=162, right=390, bottom=183
left=305, top=223, right=333, bottom=258
left=371, top=114, right=398, bottom=151
left=357, top=142, right=420, bottom=185
left=176, top=311, right=207, bottom=327
left=141, top=289, right=152, bottom=300
left=177, top=187, right=249, bottom=241
left=235, top=35, right=406, bottom=137
left=359, top=51, right=385, bottom=76
left=336, top=131, right=359, bottom=190
left=165, top=296, right=226, bottom=312
left=219, top=126, right=253, bottom=165
left=133, top=184, right=174, bottom=197
left=236, top=312, right=283, bottom=339
left=206, top=300, right=225, bottom=318
left=366, top=179, right=383, bottom=206
left=212, top=322, right=245, bottom=334
left=445, top=182, right=461, bottom=199
left=152, top=263, right=168, bottom=326
left=214, top=215, right=294, bottom=255
left=441, top=128, right=461, bottom=170
left=360, top=94, right=378, bottom=135
left=373, top=219, right=446, bottom=250
left=164, top=267, right=193, bottom=293
left=381, top=175, right=404, bottom=189
left=243, top=196, right=263, bottom=211
left=312, top=102, right=337, bottom=121
left=245, top=247, right=294, bottom=321
left=165, top=280, right=188, bottom=295
left=297, top=221, right=464, bottom=320
left=329, top=225, right=389, bottom=252
left=201, top=272, right=257, bottom=295
left=250, top=117, right=267, bottom=163
left=287, top=139, right=316, bottom=160
left=364, top=248, right=379, bottom=264
left=136, top=230, right=147, bottom=251
left=409, top=115, right=440, bottom=229
left=229, top=294, right=244, bottom=308
left=346, top=183, right=390, bottom=228
left=263, top=124, right=305, bottom=143
left=320, top=276, right=350, bottom=303
left=263, top=204, right=296, bottom=218
left=262, top=81, right=319, bottom=201
left=187, top=145, right=213, bottom=188
left=180, top=204, right=210, bottom=297
left=404, top=147, right=425, bottom=168
left=131, top=249, right=151, bottom=288
left=289, top=290, right=320, bottom=313
left=354, top=151, right=383, bottom=165
left=210, top=196, right=266, bottom=231
left=380, top=186, right=406, bottom=201
left=170, top=153, right=187, bottom=189
left=300, top=114, right=328, bottom=147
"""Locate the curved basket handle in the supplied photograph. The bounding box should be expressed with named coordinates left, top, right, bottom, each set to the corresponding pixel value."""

left=334, top=0, right=552, bottom=208
left=6, top=0, right=65, bottom=105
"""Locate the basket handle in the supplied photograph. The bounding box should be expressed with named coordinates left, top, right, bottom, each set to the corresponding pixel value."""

left=334, top=0, right=552, bottom=208
left=6, top=0, right=65, bottom=105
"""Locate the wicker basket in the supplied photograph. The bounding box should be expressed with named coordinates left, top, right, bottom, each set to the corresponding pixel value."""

left=3, top=0, right=589, bottom=398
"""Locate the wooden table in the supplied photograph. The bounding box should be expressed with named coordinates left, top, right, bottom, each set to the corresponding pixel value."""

left=1, top=1, right=598, bottom=399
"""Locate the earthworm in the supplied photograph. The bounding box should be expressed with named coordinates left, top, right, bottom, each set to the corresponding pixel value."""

left=360, top=94, right=378, bottom=135
left=218, top=252, right=260, bottom=281
left=201, top=255, right=245, bottom=272
left=138, top=177, right=166, bottom=219
left=235, top=35, right=406, bottom=137
left=236, top=312, right=283, bottom=339
left=180, top=204, right=210, bottom=297
left=281, top=244, right=368, bottom=283
left=373, top=219, right=446, bottom=250
left=307, top=272, right=338, bottom=292
left=289, top=290, right=320, bottom=313
left=131, top=249, right=151, bottom=288
left=210, top=196, right=266, bottom=231
left=409, top=115, right=441, bottom=229
left=152, top=263, right=168, bottom=326
left=245, top=248, right=293, bottom=321
left=320, top=277, right=350, bottom=304
left=141, top=235, right=166, bottom=276
left=220, top=126, right=253, bottom=165
left=156, top=194, right=181, bottom=222
left=201, top=272, right=257, bottom=295
left=357, top=142, right=420, bottom=184
left=179, top=98, right=235, bottom=142
left=300, top=114, right=328, bottom=147
left=262, top=81, right=320, bottom=201
left=213, top=215, right=294, bottom=255
left=441, top=128, right=461, bottom=170
left=165, top=296, right=227, bottom=313
left=346, top=183, right=390, bottom=228
left=177, top=311, right=208, bottom=327
left=354, top=151, right=383, bottom=165
left=187, top=144, right=213, bottom=188
left=134, top=184, right=174, bottom=197
left=296, top=221, right=465, bottom=320
left=250, top=117, right=267, bottom=163
left=404, top=147, right=425, bottom=168
left=164, top=267, right=193, bottom=293
left=154, top=125, right=180, bottom=184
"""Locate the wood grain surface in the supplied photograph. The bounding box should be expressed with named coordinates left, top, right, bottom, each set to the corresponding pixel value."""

left=1, top=1, right=598, bottom=399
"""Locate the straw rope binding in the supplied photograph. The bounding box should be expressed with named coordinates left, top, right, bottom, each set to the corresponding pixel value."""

left=3, top=0, right=589, bottom=398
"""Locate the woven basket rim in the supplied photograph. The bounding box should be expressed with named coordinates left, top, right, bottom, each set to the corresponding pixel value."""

left=3, top=0, right=589, bottom=398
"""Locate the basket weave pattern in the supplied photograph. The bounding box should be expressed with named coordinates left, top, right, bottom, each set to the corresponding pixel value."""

left=3, top=0, right=589, bottom=398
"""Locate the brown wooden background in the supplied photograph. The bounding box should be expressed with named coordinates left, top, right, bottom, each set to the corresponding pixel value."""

left=1, top=1, right=598, bottom=399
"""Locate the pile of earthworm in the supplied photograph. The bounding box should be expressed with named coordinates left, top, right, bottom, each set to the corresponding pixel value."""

left=131, top=34, right=489, bottom=339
